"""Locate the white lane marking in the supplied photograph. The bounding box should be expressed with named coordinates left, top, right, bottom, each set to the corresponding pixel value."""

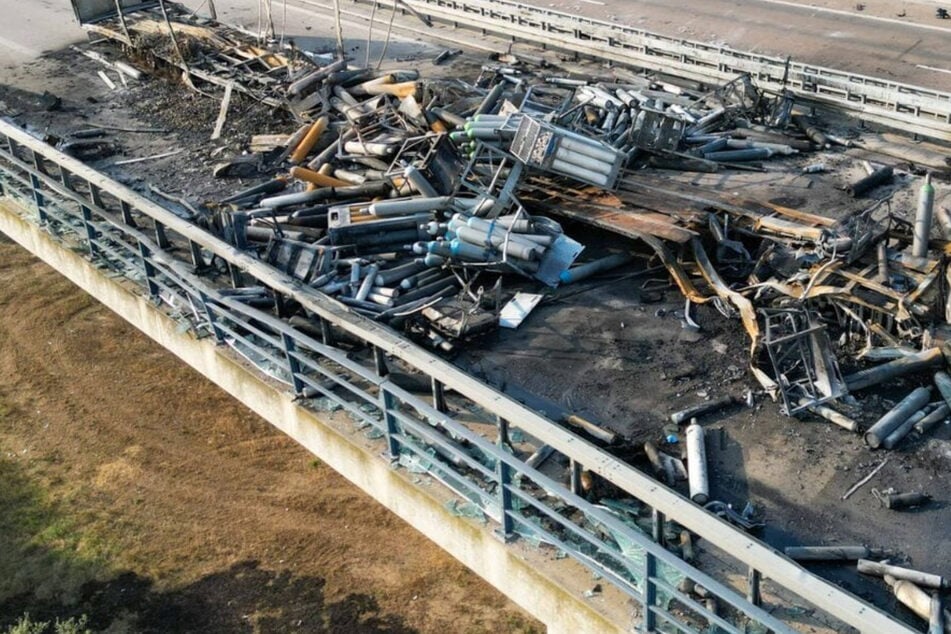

left=746, top=0, right=951, bottom=35
left=0, top=34, right=40, bottom=61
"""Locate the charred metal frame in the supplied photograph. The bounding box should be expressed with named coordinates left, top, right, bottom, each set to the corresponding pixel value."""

left=761, top=308, right=848, bottom=416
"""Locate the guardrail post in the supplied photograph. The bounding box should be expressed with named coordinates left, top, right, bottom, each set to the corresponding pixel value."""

left=188, top=239, right=204, bottom=270
left=58, top=166, right=72, bottom=191
left=154, top=220, right=170, bottom=249
left=373, top=345, right=388, bottom=377
left=29, top=172, right=47, bottom=222
left=119, top=200, right=136, bottom=227
left=199, top=291, right=225, bottom=343
left=747, top=567, right=762, bottom=607
left=281, top=332, right=305, bottom=394
left=569, top=458, right=583, bottom=495
left=644, top=551, right=657, bottom=631
left=274, top=291, right=288, bottom=318
left=138, top=242, right=160, bottom=298
left=496, top=458, right=515, bottom=542
left=496, top=415, right=510, bottom=448
left=652, top=508, right=665, bottom=547
left=319, top=315, right=335, bottom=346
left=27, top=149, right=48, bottom=222
left=227, top=261, right=242, bottom=288
left=80, top=204, right=99, bottom=258
left=431, top=377, right=447, bottom=412
left=381, top=385, right=401, bottom=461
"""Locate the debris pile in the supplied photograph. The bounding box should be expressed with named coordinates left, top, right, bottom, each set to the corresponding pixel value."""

left=88, top=5, right=951, bottom=435
left=52, top=4, right=951, bottom=628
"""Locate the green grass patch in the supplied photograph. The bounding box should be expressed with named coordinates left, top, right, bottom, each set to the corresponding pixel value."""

left=0, top=453, right=109, bottom=607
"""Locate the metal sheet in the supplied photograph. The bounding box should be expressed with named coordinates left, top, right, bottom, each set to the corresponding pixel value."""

left=71, top=0, right=158, bottom=24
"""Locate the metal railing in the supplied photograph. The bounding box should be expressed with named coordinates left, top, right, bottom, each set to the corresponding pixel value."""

left=0, top=118, right=917, bottom=634
left=320, top=0, right=951, bottom=141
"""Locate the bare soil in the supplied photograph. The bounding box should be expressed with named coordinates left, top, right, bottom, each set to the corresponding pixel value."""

left=0, top=238, right=540, bottom=632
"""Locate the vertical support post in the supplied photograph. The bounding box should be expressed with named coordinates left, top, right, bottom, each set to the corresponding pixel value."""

left=281, top=333, right=305, bottom=394
left=189, top=239, right=204, bottom=269
left=644, top=552, right=657, bottom=631
left=569, top=458, right=583, bottom=495
left=80, top=205, right=99, bottom=257
left=373, top=345, right=388, bottom=377
left=431, top=377, right=447, bottom=412
left=59, top=166, right=72, bottom=190
left=154, top=221, right=170, bottom=249
left=30, top=151, right=47, bottom=221
left=199, top=291, right=224, bottom=342
left=89, top=184, right=104, bottom=212
left=30, top=173, right=46, bottom=222
left=274, top=292, right=288, bottom=319
left=319, top=316, right=334, bottom=346
left=496, top=459, right=514, bottom=542
left=138, top=242, right=159, bottom=297
left=120, top=200, right=136, bottom=227
left=227, top=261, right=241, bottom=288
left=747, top=567, right=762, bottom=607
left=652, top=508, right=665, bottom=547
left=381, top=387, right=401, bottom=461
left=496, top=415, right=510, bottom=448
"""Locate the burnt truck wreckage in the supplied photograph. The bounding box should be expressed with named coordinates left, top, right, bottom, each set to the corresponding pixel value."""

left=8, top=0, right=951, bottom=631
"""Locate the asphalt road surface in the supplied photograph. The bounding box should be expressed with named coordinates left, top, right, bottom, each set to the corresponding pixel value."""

left=524, top=0, right=951, bottom=90
left=4, top=1, right=949, bottom=91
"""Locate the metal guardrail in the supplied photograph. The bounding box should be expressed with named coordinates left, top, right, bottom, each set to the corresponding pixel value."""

left=0, top=118, right=918, bottom=634
left=327, top=0, right=951, bottom=142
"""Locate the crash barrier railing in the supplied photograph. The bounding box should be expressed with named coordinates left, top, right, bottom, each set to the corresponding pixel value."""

left=318, top=0, right=951, bottom=142
left=0, top=118, right=917, bottom=634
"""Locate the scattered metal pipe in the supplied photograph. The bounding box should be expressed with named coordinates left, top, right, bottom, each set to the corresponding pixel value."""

left=644, top=441, right=668, bottom=481
left=686, top=421, right=709, bottom=505
left=800, top=399, right=859, bottom=432
left=453, top=225, right=540, bottom=261
left=913, top=173, right=935, bottom=258
left=220, top=178, right=287, bottom=204
left=704, top=148, right=773, bottom=162
left=475, top=82, right=505, bottom=116
left=526, top=444, right=556, bottom=469
left=559, top=252, right=633, bottom=284
left=847, top=165, right=894, bottom=198
left=931, top=594, right=945, bottom=634
left=375, top=259, right=427, bottom=286
left=877, top=241, right=889, bottom=285
left=882, top=404, right=935, bottom=449
left=858, top=560, right=949, bottom=589
left=562, top=414, right=617, bottom=445
left=784, top=546, right=885, bottom=561
left=884, top=576, right=951, bottom=633
left=290, top=116, right=329, bottom=164
left=916, top=402, right=950, bottom=435
left=864, top=387, right=932, bottom=449
left=671, top=396, right=738, bottom=425
left=877, top=491, right=932, bottom=510
left=936, top=206, right=951, bottom=240
left=845, top=348, right=943, bottom=392
left=792, top=115, right=829, bottom=149
left=369, top=196, right=452, bottom=217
